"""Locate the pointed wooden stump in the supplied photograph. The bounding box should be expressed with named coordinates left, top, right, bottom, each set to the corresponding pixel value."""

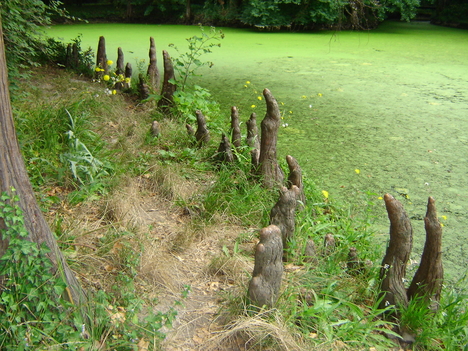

left=216, top=133, right=234, bottom=164
left=138, top=74, right=150, bottom=100
left=286, top=155, right=305, bottom=208
left=407, top=197, right=443, bottom=310
left=194, top=110, right=210, bottom=146
left=124, top=62, right=132, bottom=90
left=258, top=89, right=284, bottom=188
left=158, top=50, right=176, bottom=112
left=95, top=36, right=108, bottom=79
left=150, top=121, right=161, bottom=138
left=379, top=193, right=413, bottom=311
left=303, top=239, right=317, bottom=264
left=270, top=185, right=300, bottom=256
left=246, top=112, right=260, bottom=169
left=248, top=225, right=283, bottom=307
left=114, top=47, right=125, bottom=90
left=147, top=37, right=160, bottom=93
left=230, top=106, right=241, bottom=150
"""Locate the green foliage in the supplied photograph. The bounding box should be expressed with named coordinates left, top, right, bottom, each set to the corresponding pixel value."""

left=238, top=0, right=420, bottom=29
left=0, top=0, right=73, bottom=81
left=42, top=35, right=95, bottom=76
left=15, top=98, right=114, bottom=202
left=172, top=84, right=221, bottom=124
left=60, top=109, right=113, bottom=187
left=0, top=189, right=79, bottom=349
left=398, top=277, right=468, bottom=350
left=169, top=25, right=224, bottom=91
left=0, top=190, right=179, bottom=349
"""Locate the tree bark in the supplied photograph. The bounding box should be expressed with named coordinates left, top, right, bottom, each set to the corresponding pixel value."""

left=124, top=62, right=132, bottom=90
left=270, top=185, right=300, bottom=254
left=116, top=47, right=125, bottom=75
left=150, top=120, right=161, bottom=138
left=286, top=155, right=305, bottom=207
left=147, top=37, right=160, bottom=93
left=185, top=0, right=192, bottom=24
left=258, top=89, right=284, bottom=188
left=230, top=106, right=241, bottom=150
left=95, top=36, right=108, bottom=79
left=158, top=50, right=176, bottom=112
left=138, top=74, right=150, bottom=100
left=114, top=47, right=125, bottom=91
left=246, top=112, right=260, bottom=168
left=194, top=110, right=210, bottom=146
left=379, top=193, right=413, bottom=310
left=407, top=197, right=443, bottom=310
left=248, top=225, right=283, bottom=307
left=216, top=133, right=234, bottom=164
left=0, top=18, right=85, bottom=305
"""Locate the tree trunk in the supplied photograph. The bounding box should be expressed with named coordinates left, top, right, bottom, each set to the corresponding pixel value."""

left=230, top=106, right=241, bottom=150
left=407, top=197, right=443, bottom=310
left=0, top=18, right=85, bottom=305
left=158, top=50, right=176, bottom=112
left=248, top=225, right=283, bottom=307
left=185, top=0, right=192, bottom=24
left=379, top=193, right=413, bottom=310
left=147, top=37, right=160, bottom=93
left=258, top=89, right=284, bottom=188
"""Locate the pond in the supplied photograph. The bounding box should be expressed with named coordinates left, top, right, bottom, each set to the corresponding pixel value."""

left=47, top=21, right=468, bottom=281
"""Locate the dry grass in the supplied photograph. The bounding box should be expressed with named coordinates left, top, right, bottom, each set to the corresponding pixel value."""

left=207, top=309, right=308, bottom=351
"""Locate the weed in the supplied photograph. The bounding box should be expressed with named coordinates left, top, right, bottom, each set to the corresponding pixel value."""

left=0, top=190, right=179, bottom=349
left=169, top=25, right=224, bottom=91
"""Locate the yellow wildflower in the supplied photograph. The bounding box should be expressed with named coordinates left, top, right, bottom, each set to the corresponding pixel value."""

left=112, top=89, right=117, bottom=95
left=378, top=196, right=383, bottom=200
left=95, top=67, right=101, bottom=72
left=251, top=105, right=256, bottom=108
left=244, top=85, right=248, bottom=88
left=317, top=93, right=323, bottom=97
left=301, top=95, right=307, bottom=99
left=257, top=96, right=262, bottom=100
left=322, top=190, right=329, bottom=199
left=246, top=81, right=250, bottom=84
left=103, top=75, right=110, bottom=81
left=125, top=77, right=131, bottom=83
left=441, top=215, right=447, bottom=220
left=355, top=169, right=360, bottom=174
left=107, top=60, right=114, bottom=66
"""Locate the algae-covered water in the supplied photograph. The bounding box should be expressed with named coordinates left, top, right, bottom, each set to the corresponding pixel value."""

left=47, top=21, right=468, bottom=280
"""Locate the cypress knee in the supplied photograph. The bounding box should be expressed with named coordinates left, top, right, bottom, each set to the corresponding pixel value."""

left=248, top=225, right=283, bottom=307
left=258, top=89, right=284, bottom=188
left=378, top=193, right=413, bottom=311
left=407, top=197, right=443, bottom=310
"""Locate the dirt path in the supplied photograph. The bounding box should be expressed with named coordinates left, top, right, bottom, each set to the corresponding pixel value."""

left=106, top=177, right=250, bottom=350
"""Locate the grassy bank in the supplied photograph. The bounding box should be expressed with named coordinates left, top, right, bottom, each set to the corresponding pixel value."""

left=1, top=64, right=467, bottom=350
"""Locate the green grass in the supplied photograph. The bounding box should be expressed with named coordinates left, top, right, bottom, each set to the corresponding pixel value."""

left=5, top=61, right=468, bottom=350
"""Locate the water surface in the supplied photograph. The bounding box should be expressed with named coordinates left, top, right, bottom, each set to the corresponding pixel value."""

left=47, top=22, right=468, bottom=280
